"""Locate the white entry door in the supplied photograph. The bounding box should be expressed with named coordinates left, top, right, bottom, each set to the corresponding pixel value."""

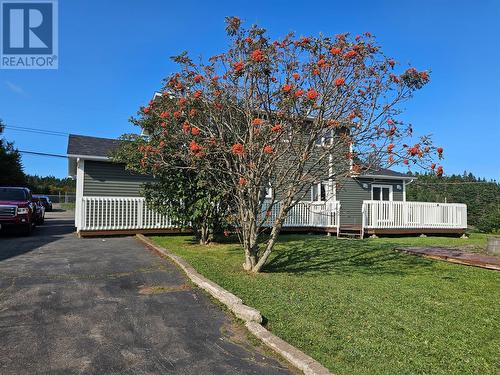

left=371, top=185, right=393, bottom=223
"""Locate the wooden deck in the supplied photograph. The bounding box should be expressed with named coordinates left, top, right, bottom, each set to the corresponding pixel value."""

left=78, top=228, right=193, bottom=237
left=364, top=228, right=465, bottom=236
left=279, top=226, right=338, bottom=234
left=78, top=226, right=465, bottom=238
left=337, top=225, right=465, bottom=237
left=397, top=247, right=500, bottom=270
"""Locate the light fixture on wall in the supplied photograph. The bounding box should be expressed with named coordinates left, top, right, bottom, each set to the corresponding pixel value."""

left=396, top=185, right=402, bottom=190
left=362, top=183, right=369, bottom=189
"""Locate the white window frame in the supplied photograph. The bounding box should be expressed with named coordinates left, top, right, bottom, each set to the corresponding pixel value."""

left=371, top=184, right=393, bottom=201
left=311, top=181, right=331, bottom=203
left=265, top=185, right=273, bottom=199
left=315, top=129, right=334, bottom=147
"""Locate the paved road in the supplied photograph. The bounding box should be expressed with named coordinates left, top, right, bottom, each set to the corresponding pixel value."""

left=0, top=211, right=293, bottom=375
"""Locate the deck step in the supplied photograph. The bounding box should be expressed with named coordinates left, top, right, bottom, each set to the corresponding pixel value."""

left=337, top=231, right=363, bottom=239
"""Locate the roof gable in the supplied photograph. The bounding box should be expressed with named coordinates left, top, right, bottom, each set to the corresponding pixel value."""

left=67, top=134, right=122, bottom=158
left=357, top=167, right=414, bottom=180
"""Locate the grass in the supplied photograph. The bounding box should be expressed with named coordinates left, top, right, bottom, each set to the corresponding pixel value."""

left=152, top=233, right=499, bottom=375
left=58, top=202, right=75, bottom=211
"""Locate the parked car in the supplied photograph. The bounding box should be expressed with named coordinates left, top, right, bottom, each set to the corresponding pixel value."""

left=32, top=197, right=46, bottom=225
left=33, top=195, right=53, bottom=211
left=0, top=187, right=36, bottom=235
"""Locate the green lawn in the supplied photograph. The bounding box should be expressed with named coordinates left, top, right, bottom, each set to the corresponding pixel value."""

left=152, top=234, right=500, bottom=375
left=58, top=202, right=75, bottom=211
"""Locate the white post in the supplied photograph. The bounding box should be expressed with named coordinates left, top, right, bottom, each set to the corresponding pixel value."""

left=361, top=202, right=366, bottom=238
left=137, top=198, right=144, bottom=229
left=75, top=158, right=85, bottom=231
left=336, top=202, right=341, bottom=238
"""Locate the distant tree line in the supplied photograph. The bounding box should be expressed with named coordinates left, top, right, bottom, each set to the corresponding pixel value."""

left=0, top=120, right=25, bottom=185
left=406, top=172, right=499, bottom=233
left=24, top=175, right=75, bottom=195
left=0, top=119, right=75, bottom=194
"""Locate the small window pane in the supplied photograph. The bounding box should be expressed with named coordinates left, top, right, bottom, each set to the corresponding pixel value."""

left=382, top=187, right=390, bottom=201
left=320, top=183, right=327, bottom=201
left=324, top=130, right=333, bottom=145
left=312, top=184, right=319, bottom=201
left=373, top=187, right=381, bottom=200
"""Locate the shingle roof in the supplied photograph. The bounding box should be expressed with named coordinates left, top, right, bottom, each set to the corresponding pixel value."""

left=67, top=134, right=122, bottom=158
left=362, top=168, right=409, bottom=177
left=358, top=167, right=414, bottom=179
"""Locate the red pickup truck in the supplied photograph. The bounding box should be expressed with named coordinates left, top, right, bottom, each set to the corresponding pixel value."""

left=0, top=187, right=37, bottom=235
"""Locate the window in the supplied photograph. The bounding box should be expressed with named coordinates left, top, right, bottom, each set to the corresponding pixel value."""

left=315, top=129, right=333, bottom=146
left=0, top=188, right=27, bottom=201
left=265, top=185, right=273, bottom=199
left=311, top=182, right=328, bottom=202
left=371, top=185, right=393, bottom=201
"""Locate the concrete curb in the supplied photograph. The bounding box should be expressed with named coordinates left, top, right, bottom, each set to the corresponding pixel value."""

left=135, top=234, right=333, bottom=375
left=245, top=322, right=332, bottom=375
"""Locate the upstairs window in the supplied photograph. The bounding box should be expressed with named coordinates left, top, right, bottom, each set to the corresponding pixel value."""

left=265, top=185, right=273, bottom=199
left=315, top=129, right=333, bottom=146
left=311, top=182, right=328, bottom=202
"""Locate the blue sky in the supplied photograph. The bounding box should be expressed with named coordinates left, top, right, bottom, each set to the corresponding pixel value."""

left=1, top=0, right=499, bottom=180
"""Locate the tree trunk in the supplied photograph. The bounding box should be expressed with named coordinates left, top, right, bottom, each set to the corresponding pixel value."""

left=241, top=208, right=259, bottom=271
left=242, top=235, right=259, bottom=270
left=250, top=194, right=292, bottom=273
left=251, top=223, right=282, bottom=272
left=198, top=224, right=210, bottom=245
left=243, top=249, right=257, bottom=270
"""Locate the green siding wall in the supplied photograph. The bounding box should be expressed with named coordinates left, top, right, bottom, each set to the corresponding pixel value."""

left=83, top=160, right=154, bottom=197
left=337, top=177, right=404, bottom=225
left=83, top=160, right=405, bottom=226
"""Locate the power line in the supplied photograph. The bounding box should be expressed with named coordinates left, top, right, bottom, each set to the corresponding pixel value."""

left=3, top=125, right=69, bottom=137
left=18, top=150, right=68, bottom=158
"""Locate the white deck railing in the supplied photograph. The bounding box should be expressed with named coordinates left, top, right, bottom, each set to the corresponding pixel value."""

left=80, top=197, right=175, bottom=231
left=78, top=196, right=341, bottom=231
left=362, top=200, right=467, bottom=229
left=262, top=200, right=341, bottom=229
left=78, top=197, right=466, bottom=233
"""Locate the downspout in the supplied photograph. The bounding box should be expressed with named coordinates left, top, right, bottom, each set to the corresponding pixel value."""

left=348, top=142, right=353, bottom=172
left=403, top=178, right=415, bottom=202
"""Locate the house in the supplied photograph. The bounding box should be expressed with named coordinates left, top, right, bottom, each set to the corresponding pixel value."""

left=67, top=134, right=467, bottom=237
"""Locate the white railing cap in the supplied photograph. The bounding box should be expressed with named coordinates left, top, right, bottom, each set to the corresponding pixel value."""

left=363, top=200, right=466, bottom=207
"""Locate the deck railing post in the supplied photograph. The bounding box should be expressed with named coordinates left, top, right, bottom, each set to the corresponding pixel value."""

left=137, top=198, right=144, bottom=229
left=80, top=197, right=86, bottom=231
left=361, top=202, right=366, bottom=238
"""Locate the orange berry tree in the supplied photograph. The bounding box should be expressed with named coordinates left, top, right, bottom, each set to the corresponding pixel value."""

left=124, top=17, right=443, bottom=272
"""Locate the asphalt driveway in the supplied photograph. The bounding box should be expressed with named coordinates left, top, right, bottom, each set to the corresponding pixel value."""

left=0, top=210, right=293, bottom=375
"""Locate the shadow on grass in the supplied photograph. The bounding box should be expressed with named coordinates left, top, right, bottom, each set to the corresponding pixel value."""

left=264, top=235, right=436, bottom=276
left=167, top=233, right=437, bottom=277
